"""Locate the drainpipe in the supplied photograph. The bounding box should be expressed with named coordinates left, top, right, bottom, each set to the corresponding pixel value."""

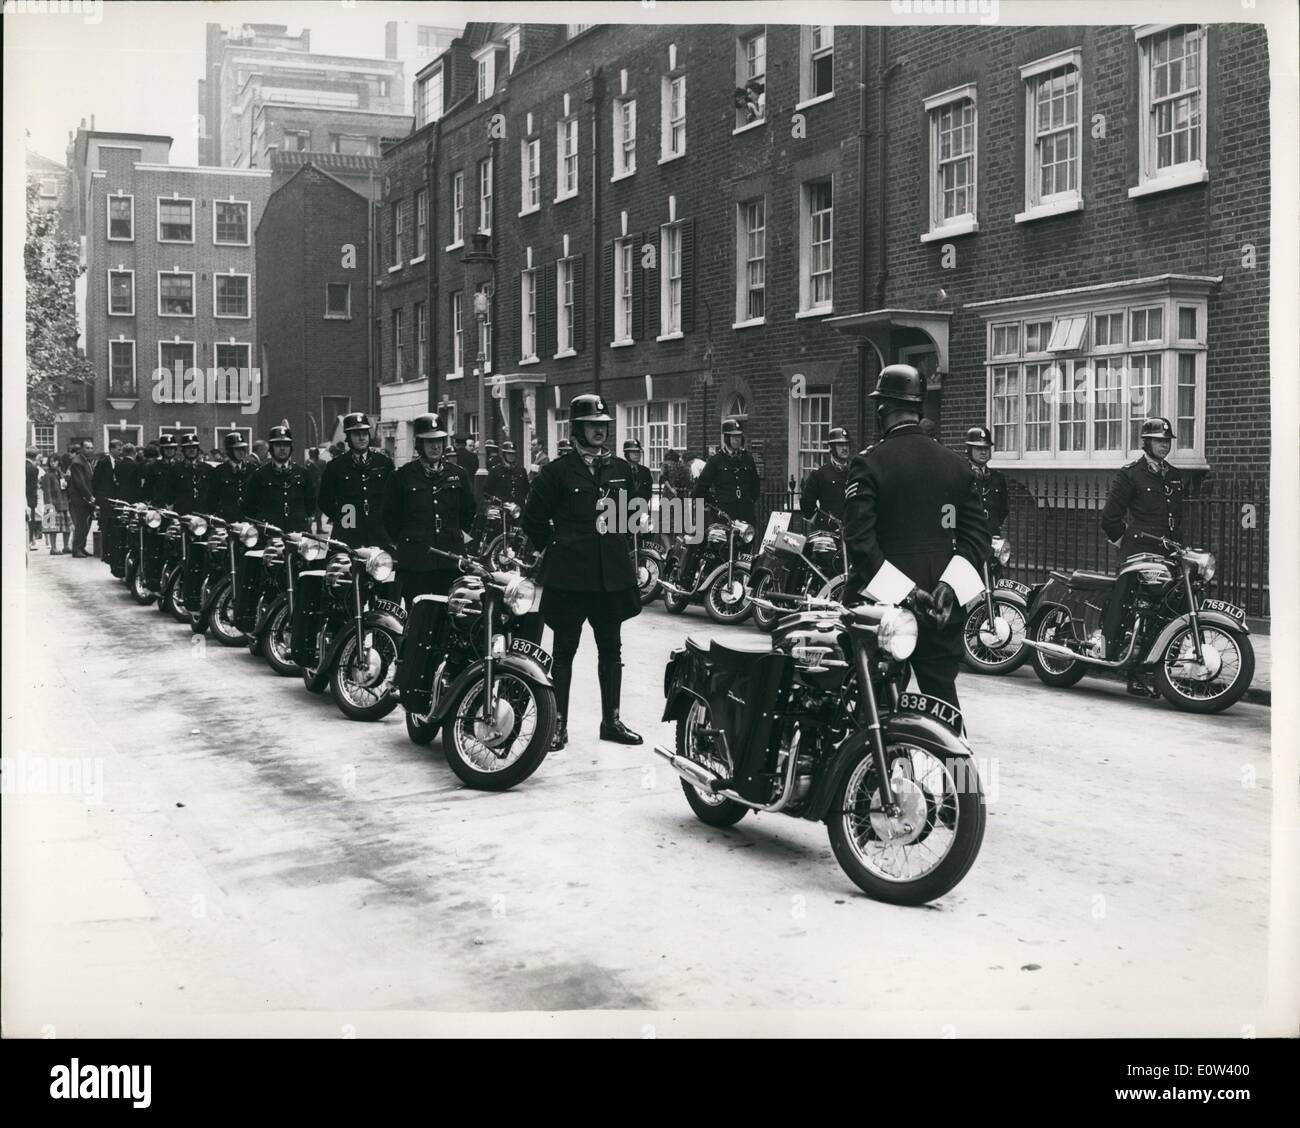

left=856, top=26, right=870, bottom=448
left=367, top=167, right=376, bottom=419
left=428, top=119, right=441, bottom=417
left=874, top=29, right=900, bottom=310
left=587, top=67, right=603, bottom=395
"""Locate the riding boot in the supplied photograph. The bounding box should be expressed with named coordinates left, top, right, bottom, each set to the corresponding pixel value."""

left=551, top=660, right=571, bottom=750
left=598, top=661, right=642, bottom=745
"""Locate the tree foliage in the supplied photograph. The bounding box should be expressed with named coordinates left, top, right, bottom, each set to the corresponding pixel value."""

left=25, top=181, right=93, bottom=423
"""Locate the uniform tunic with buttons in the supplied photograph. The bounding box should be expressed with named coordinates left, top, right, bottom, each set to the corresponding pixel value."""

left=244, top=460, right=315, bottom=532
left=1101, top=457, right=1185, bottom=557
left=695, top=449, right=761, bottom=523
left=167, top=459, right=212, bottom=513
left=626, top=461, right=654, bottom=504
left=381, top=459, right=476, bottom=574
left=970, top=465, right=1009, bottom=534
left=483, top=460, right=531, bottom=508
left=800, top=460, right=849, bottom=526
left=317, top=449, right=394, bottom=547
left=206, top=461, right=254, bottom=522
left=141, top=459, right=171, bottom=507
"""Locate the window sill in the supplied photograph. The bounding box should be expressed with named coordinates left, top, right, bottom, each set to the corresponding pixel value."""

left=444, top=240, right=465, bottom=252
left=518, top=206, right=539, bottom=218
left=655, top=331, right=684, bottom=342
left=553, top=348, right=577, bottom=360
left=214, top=313, right=252, bottom=320
left=214, top=240, right=251, bottom=248
left=732, top=317, right=765, bottom=330
left=920, top=218, right=980, bottom=243
left=107, top=236, right=135, bottom=243
left=445, top=371, right=463, bottom=381
left=795, top=307, right=832, bottom=320
left=158, top=312, right=196, bottom=318
left=323, top=314, right=353, bottom=321
left=408, top=254, right=427, bottom=266
left=1128, top=167, right=1209, bottom=199
left=609, top=339, right=635, bottom=348
left=732, top=118, right=766, bottom=136
left=794, top=92, right=834, bottom=112
left=553, top=192, right=578, bottom=205
left=158, top=238, right=196, bottom=245
left=108, top=311, right=136, bottom=318
left=477, top=228, right=492, bottom=238
left=1014, top=197, right=1083, bottom=224
left=519, top=356, right=540, bottom=366
left=658, top=151, right=686, bottom=166
left=387, top=264, right=403, bottom=274
left=610, top=169, right=636, bottom=184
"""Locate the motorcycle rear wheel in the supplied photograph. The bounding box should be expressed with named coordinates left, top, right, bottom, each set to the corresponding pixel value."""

left=750, top=574, right=780, bottom=632
left=663, top=587, right=690, bottom=614
left=704, top=571, right=753, bottom=625
left=677, top=704, right=749, bottom=827
left=636, top=554, right=662, bottom=606
left=1029, top=607, right=1088, bottom=688
left=1154, top=626, right=1255, bottom=714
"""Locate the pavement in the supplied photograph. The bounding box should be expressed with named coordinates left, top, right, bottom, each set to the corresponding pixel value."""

left=2, top=550, right=1283, bottom=1037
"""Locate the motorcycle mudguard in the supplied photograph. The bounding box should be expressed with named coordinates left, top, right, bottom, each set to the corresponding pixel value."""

left=698, top=557, right=752, bottom=592
left=990, top=580, right=1030, bottom=608
left=254, top=593, right=288, bottom=641
left=233, top=551, right=265, bottom=633
left=396, top=595, right=448, bottom=705
left=661, top=645, right=711, bottom=722
left=429, top=653, right=553, bottom=725
left=192, top=576, right=230, bottom=634
left=802, top=714, right=978, bottom=824
left=319, top=608, right=406, bottom=674
left=1140, top=609, right=1249, bottom=665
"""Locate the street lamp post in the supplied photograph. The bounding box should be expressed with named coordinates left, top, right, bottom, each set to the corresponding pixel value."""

left=461, top=232, right=494, bottom=499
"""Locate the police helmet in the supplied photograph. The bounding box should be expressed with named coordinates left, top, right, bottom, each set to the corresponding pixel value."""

left=499, top=440, right=516, bottom=454
left=1140, top=417, right=1176, bottom=442
left=569, top=394, right=614, bottom=424
left=158, top=434, right=179, bottom=451
left=623, top=439, right=643, bottom=453
left=413, top=413, right=448, bottom=440
left=222, top=432, right=249, bottom=454
left=721, top=418, right=745, bottom=438
left=179, top=432, right=200, bottom=449
left=869, top=364, right=927, bottom=404
left=827, top=427, right=850, bottom=446
left=341, top=412, right=371, bottom=433
left=268, top=424, right=293, bottom=445
left=965, top=425, right=994, bottom=449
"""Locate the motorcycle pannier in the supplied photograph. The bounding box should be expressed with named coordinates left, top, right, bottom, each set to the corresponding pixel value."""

left=233, top=551, right=265, bottom=633
left=182, top=541, right=208, bottom=610
left=730, top=651, right=795, bottom=802
left=290, top=571, right=326, bottom=666
left=394, top=596, right=448, bottom=715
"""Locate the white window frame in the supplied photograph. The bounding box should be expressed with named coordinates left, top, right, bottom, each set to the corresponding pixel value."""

left=474, top=45, right=498, bottom=103
left=448, top=291, right=464, bottom=379
left=448, top=171, right=465, bottom=248
left=521, top=269, right=538, bottom=362
left=417, top=67, right=443, bottom=127
left=520, top=136, right=541, bottom=215
left=476, top=282, right=493, bottom=373
left=734, top=197, right=765, bottom=327
left=108, top=339, right=138, bottom=397
left=107, top=269, right=135, bottom=317
left=393, top=308, right=405, bottom=382
left=325, top=282, right=351, bottom=319
left=211, top=342, right=253, bottom=403
left=103, top=424, right=144, bottom=449
left=798, top=25, right=835, bottom=108
left=505, top=26, right=521, bottom=72
left=1017, top=51, right=1084, bottom=223
left=613, top=238, right=634, bottom=345
left=1131, top=24, right=1209, bottom=198
left=556, top=116, right=579, bottom=202
left=658, top=222, right=683, bottom=340
left=213, top=272, right=251, bottom=319
left=799, top=179, right=833, bottom=316
left=107, top=193, right=134, bottom=241
left=556, top=259, right=576, bottom=357
left=156, top=196, right=195, bottom=244
left=735, top=28, right=767, bottom=132
left=790, top=389, right=833, bottom=485
left=414, top=189, right=428, bottom=259
left=478, top=157, right=493, bottom=235
left=157, top=270, right=196, bottom=318
left=415, top=300, right=428, bottom=377
left=31, top=423, right=57, bottom=453
left=212, top=199, right=251, bottom=246
left=612, top=97, right=637, bottom=180
left=154, top=340, right=197, bottom=403
left=922, top=84, right=979, bottom=242
left=620, top=399, right=687, bottom=470
left=660, top=74, right=686, bottom=163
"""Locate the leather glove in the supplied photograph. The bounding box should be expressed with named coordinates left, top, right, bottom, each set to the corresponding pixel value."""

left=927, top=581, right=957, bottom=630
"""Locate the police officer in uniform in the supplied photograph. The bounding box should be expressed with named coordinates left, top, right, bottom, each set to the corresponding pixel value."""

left=1099, top=417, right=1185, bottom=689
left=484, top=440, right=530, bottom=508
left=800, top=426, right=851, bottom=529
left=144, top=437, right=176, bottom=506
left=622, top=439, right=654, bottom=504
left=697, top=418, right=761, bottom=522
left=206, top=432, right=254, bottom=522
left=522, top=394, right=642, bottom=750
left=965, top=425, right=1008, bottom=534
left=244, top=425, right=314, bottom=532
left=381, top=412, right=476, bottom=607
left=317, top=412, right=394, bottom=548
left=484, top=439, right=501, bottom=472
left=843, top=365, right=989, bottom=711
left=167, top=432, right=211, bottom=513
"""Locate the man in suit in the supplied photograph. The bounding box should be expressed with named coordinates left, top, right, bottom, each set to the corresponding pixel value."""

left=68, top=440, right=96, bottom=557
left=451, top=434, right=479, bottom=476
left=91, top=439, right=125, bottom=561
left=843, top=365, right=990, bottom=710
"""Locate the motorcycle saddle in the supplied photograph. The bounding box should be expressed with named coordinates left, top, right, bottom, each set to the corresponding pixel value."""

left=1050, top=569, right=1116, bottom=590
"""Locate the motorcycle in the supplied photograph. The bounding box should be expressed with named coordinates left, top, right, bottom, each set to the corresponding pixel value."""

left=154, top=509, right=189, bottom=622
left=631, top=507, right=667, bottom=606
left=119, top=503, right=161, bottom=605
left=234, top=521, right=307, bottom=676
left=400, top=548, right=555, bottom=791
left=103, top=499, right=131, bottom=580
left=1021, top=531, right=1255, bottom=713
left=478, top=496, right=537, bottom=572
left=655, top=590, right=986, bottom=905
left=659, top=506, right=755, bottom=624
left=188, top=515, right=249, bottom=648
left=290, top=535, right=403, bottom=721
left=749, top=507, right=849, bottom=632
left=959, top=535, right=1032, bottom=674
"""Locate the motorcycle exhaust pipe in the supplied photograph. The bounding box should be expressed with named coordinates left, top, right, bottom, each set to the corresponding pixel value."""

left=1022, top=633, right=1139, bottom=670
left=652, top=744, right=719, bottom=792
left=658, top=580, right=689, bottom=597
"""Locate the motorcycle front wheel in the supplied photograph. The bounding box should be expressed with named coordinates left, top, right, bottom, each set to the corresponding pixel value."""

left=263, top=600, right=300, bottom=676
left=442, top=671, right=555, bottom=790
left=827, top=741, right=986, bottom=906
left=704, top=570, right=753, bottom=625
left=484, top=531, right=535, bottom=572
left=1154, top=626, right=1255, bottom=714
left=209, top=582, right=248, bottom=647
left=1028, top=607, right=1088, bottom=687
left=961, top=598, right=1030, bottom=674
left=127, top=555, right=156, bottom=605
left=636, top=553, right=662, bottom=605
left=160, top=569, right=188, bottom=622
left=331, top=628, right=401, bottom=721
left=676, top=702, right=749, bottom=827
left=749, top=574, right=780, bottom=632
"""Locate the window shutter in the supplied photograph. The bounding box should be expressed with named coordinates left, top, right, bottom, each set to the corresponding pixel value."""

left=541, top=262, right=557, bottom=359
left=513, top=272, right=523, bottom=364
left=631, top=233, right=645, bottom=341
left=644, top=230, right=660, bottom=341
left=681, top=218, right=696, bottom=334
left=602, top=240, right=615, bottom=345
left=573, top=254, right=586, bottom=354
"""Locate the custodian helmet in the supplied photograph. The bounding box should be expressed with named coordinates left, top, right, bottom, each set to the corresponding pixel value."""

left=413, top=413, right=448, bottom=440
left=869, top=364, right=926, bottom=404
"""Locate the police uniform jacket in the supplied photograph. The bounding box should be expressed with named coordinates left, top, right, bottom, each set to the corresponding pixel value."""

left=139, top=460, right=167, bottom=506
left=317, top=449, right=393, bottom=547
left=843, top=422, right=990, bottom=659
left=205, top=460, right=254, bottom=522
left=91, top=455, right=126, bottom=502
left=381, top=459, right=476, bottom=573
left=800, top=460, right=849, bottom=525
left=1101, top=457, right=1185, bottom=557
left=244, top=460, right=314, bottom=532
left=626, top=462, right=654, bottom=503
left=969, top=465, right=1008, bottom=534
left=521, top=450, right=637, bottom=593
left=695, top=450, right=761, bottom=523
left=167, top=458, right=211, bottom=513
left=454, top=448, right=480, bottom=476
left=484, top=461, right=531, bottom=508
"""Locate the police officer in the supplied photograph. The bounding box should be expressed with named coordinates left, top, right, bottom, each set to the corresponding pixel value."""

left=843, top=365, right=990, bottom=711
left=381, top=412, right=476, bottom=607
left=1099, top=417, right=1185, bottom=687
left=522, top=393, right=642, bottom=750
left=484, top=439, right=501, bottom=472
left=622, top=439, right=654, bottom=504
left=144, top=436, right=177, bottom=506
left=244, top=425, right=314, bottom=532
left=167, top=432, right=211, bottom=513
left=965, top=425, right=1008, bottom=534
left=205, top=432, right=254, bottom=522
left=697, top=418, right=761, bottom=522
left=800, top=426, right=851, bottom=529
left=484, top=440, right=530, bottom=508
left=317, top=412, right=394, bottom=548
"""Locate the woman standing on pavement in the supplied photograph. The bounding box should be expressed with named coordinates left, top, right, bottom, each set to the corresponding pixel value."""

left=41, top=454, right=72, bottom=554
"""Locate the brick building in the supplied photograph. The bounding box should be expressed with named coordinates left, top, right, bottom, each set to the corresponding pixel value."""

left=69, top=128, right=272, bottom=451
left=255, top=162, right=372, bottom=451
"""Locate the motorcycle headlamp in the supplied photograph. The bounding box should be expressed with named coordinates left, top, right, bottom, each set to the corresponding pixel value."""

left=362, top=548, right=395, bottom=583
left=807, top=534, right=837, bottom=555
left=707, top=523, right=727, bottom=545
left=993, top=536, right=1011, bottom=566
left=237, top=522, right=260, bottom=548
left=504, top=502, right=522, bottom=520
left=501, top=575, right=540, bottom=615
left=145, top=509, right=163, bottom=529
left=188, top=516, right=209, bottom=538
left=486, top=506, right=502, bottom=522
left=877, top=607, right=919, bottom=661
left=733, top=521, right=755, bottom=544
left=1183, top=549, right=1215, bottom=581
left=298, top=537, right=327, bottom=562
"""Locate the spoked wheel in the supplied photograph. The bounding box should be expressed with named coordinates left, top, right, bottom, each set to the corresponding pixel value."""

left=704, top=570, right=753, bottom=625
left=127, top=556, right=156, bottom=605
left=1029, top=607, right=1088, bottom=687
left=676, top=701, right=749, bottom=827
left=827, top=742, right=986, bottom=905
left=442, top=671, right=555, bottom=790
left=160, top=570, right=188, bottom=621
left=209, top=583, right=248, bottom=647
left=263, top=600, right=300, bottom=676
left=961, top=598, right=1030, bottom=674
left=636, top=554, right=662, bottom=606
left=1154, top=626, right=1255, bottom=714
left=484, top=531, right=536, bottom=573
left=331, top=628, right=401, bottom=721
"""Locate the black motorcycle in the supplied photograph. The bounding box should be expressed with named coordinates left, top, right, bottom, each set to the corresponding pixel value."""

left=290, top=535, right=404, bottom=721
left=959, top=535, right=1032, bottom=674
left=154, top=509, right=189, bottom=622
left=631, top=508, right=668, bottom=606
left=656, top=590, right=986, bottom=905
left=235, top=521, right=308, bottom=677
left=401, top=549, right=556, bottom=791
left=749, top=508, right=849, bottom=632
left=659, top=506, right=755, bottom=624
left=102, top=499, right=131, bottom=580
left=120, top=503, right=161, bottom=605
left=188, top=516, right=249, bottom=648
left=1022, top=531, right=1255, bottom=713
left=478, top=496, right=536, bottom=572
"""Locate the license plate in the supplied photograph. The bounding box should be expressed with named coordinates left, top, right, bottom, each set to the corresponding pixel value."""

left=508, top=637, right=553, bottom=675
left=372, top=597, right=407, bottom=622
left=1201, top=598, right=1245, bottom=622
left=737, top=553, right=753, bottom=565
left=995, top=578, right=1031, bottom=596
left=896, top=691, right=964, bottom=738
